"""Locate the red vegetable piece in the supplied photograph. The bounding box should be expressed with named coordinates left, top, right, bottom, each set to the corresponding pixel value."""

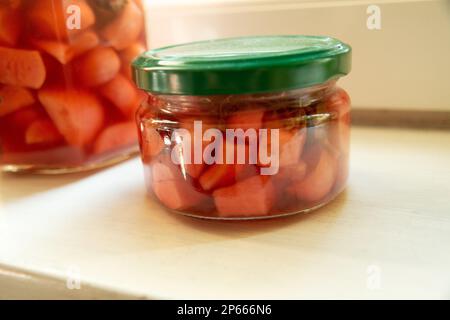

left=153, top=179, right=208, bottom=211
left=329, top=116, right=351, bottom=155
left=259, top=128, right=306, bottom=168
left=235, top=163, right=260, bottom=181
left=120, top=42, right=146, bottom=79
left=1, top=0, right=22, bottom=9
left=151, top=158, right=207, bottom=210
left=326, top=88, right=351, bottom=155
left=99, top=74, right=139, bottom=117
left=93, top=122, right=137, bottom=154
left=199, top=164, right=237, bottom=191
left=75, top=47, right=121, bottom=87
left=213, top=175, right=275, bottom=217
left=8, top=106, right=43, bottom=130
left=182, top=163, right=202, bottom=179
left=38, top=88, right=104, bottom=147
left=177, top=117, right=218, bottom=179
left=0, top=6, right=21, bottom=46
left=275, top=161, right=307, bottom=186
left=28, top=0, right=95, bottom=40
left=0, top=86, right=35, bottom=117
left=151, top=156, right=181, bottom=182
left=0, top=47, right=46, bottom=89
left=31, top=31, right=99, bottom=65
left=279, top=129, right=306, bottom=167
left=100, top=1, right=144, bottom=50
left=227, top=108, right=265, bottom=130
left=198, top=135, right=261, bottom=190
left=139, top=124, right=164, bottom=163
left=25, top=118, right=63, bottom=145
left=326, top=87, right=351, bottom=119
left=288, top=148, right=337, bottom=203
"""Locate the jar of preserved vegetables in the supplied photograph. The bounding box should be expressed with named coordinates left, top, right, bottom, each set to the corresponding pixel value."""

left=0, top=0, right=147, bottom=173
left=133, top=35, right=352, bottom=220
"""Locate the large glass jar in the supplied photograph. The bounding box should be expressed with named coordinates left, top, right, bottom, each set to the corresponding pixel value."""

left=133, top=36, right=352, bottom=220
left=0, top=0, right=147, bottom=173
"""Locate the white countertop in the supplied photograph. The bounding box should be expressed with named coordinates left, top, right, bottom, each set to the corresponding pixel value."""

left=1, top=127, right=450, bottom=299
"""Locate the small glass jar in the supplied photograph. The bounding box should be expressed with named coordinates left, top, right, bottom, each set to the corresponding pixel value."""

left=0, top=0, right=147, bottom=173
left=133, top=36, right=352, bottom=220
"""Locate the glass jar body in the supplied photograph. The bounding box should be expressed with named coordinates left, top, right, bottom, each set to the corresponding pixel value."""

left=0, top=0, right=147, bottom=173
left=137, top=81, right=351, bottom=220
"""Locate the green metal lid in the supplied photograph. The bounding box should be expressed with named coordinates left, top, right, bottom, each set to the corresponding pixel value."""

left=132, top=35, right=351, bottom=95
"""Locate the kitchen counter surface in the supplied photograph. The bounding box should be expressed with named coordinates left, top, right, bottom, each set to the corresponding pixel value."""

left=1, top=127, right=450, bottom=299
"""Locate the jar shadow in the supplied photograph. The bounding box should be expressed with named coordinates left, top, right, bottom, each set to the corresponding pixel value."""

left=94, top=188, right=348, bottom=254
left=169, top=190, right=349, bottom=238
left=0, top=171, right=98, bottom=203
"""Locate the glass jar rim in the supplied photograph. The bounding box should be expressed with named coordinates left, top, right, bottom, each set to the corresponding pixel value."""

left=132, top=35, right=351, bottom=96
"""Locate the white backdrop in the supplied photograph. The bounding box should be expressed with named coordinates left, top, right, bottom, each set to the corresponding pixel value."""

left=144, top=0, right=450, bottom=111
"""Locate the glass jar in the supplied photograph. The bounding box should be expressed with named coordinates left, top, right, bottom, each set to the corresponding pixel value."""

left=0, top=0, right=147, bottom=173
left=133, top=36, right=352, bottom=220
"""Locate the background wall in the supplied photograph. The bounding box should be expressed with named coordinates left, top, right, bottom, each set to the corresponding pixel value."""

left=144, top=0, right=450, bottom=111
